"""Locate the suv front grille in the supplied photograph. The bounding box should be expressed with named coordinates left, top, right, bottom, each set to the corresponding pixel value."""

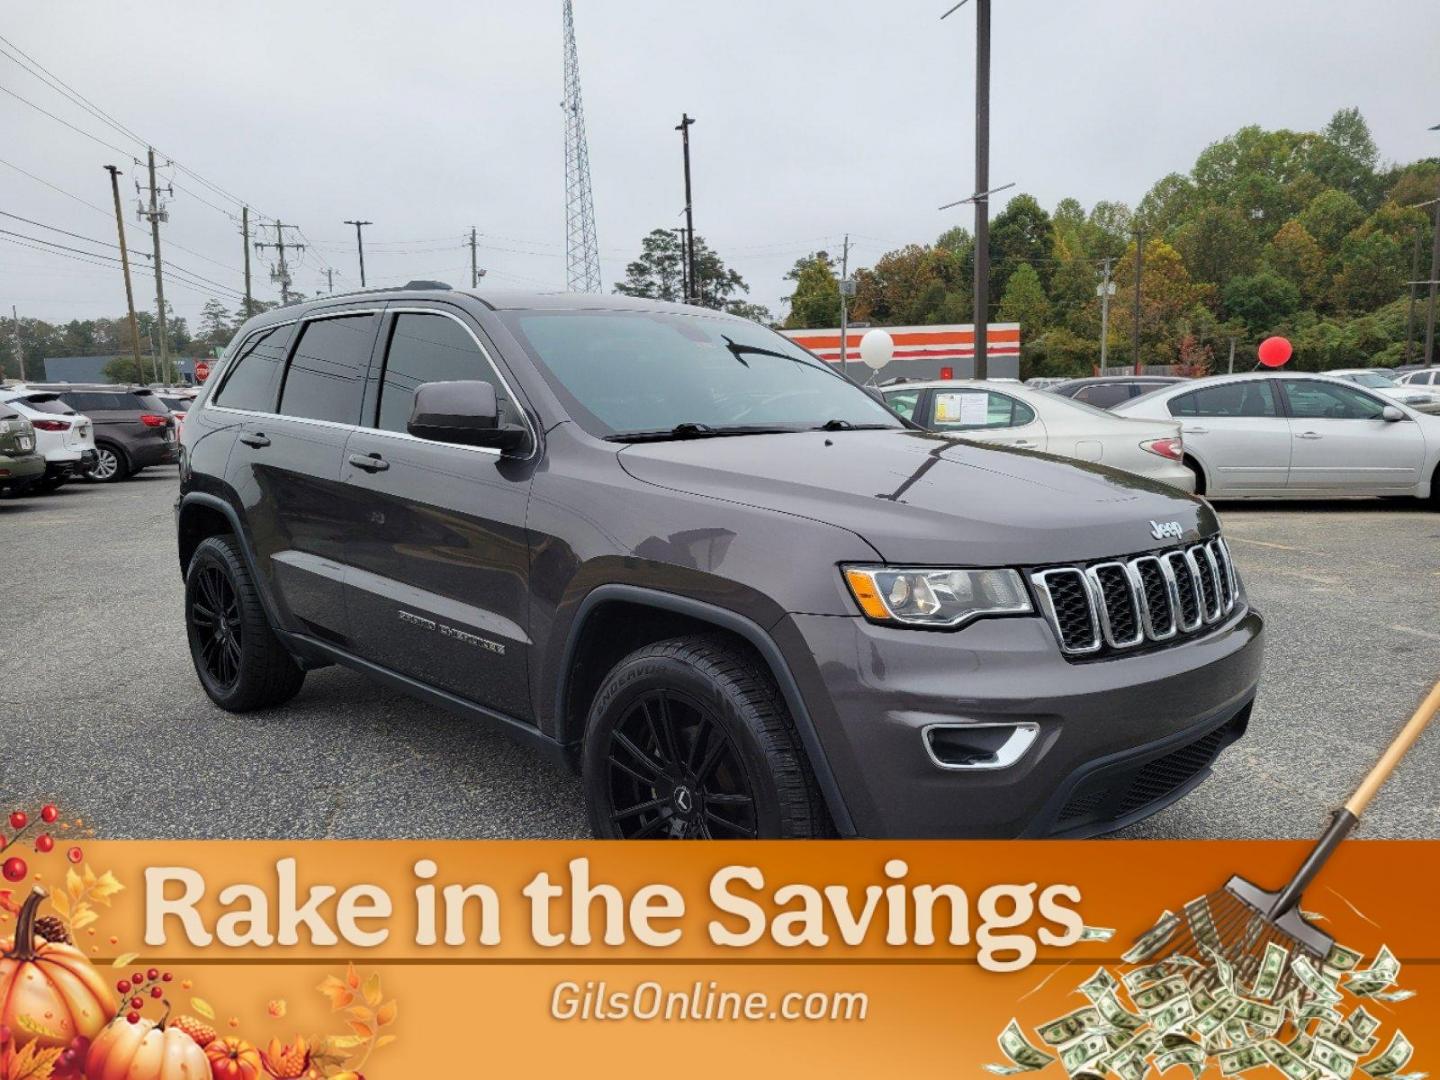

left=1032, top=539, right=1238, bottom=658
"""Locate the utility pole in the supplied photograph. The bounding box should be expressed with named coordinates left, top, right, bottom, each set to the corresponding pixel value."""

left=323, top=268, right=335, bottom=293
left=1096, top=257, right=1115, bottom=371
left=972, top=0, right=991, bottom=381
left=1131, top=228, right=1144, bottom=375
left=468, top=227, right=480, bottom=288
left=676, top=113, right=697, bottom=304
left=674, top=228, right=689, bottom=303
left=1227, top=337, right=1236, bottom=375
left=838, top=235, right=853, bottom=382
left=1426, top=184, right=1440, bottom=366
left=104, top=165, right=144, bottom=373
left=9, top=306, right=24, bottom=381
left=253, top=222, right=304, bottom=305
left=241, top=206, right=253, bottom=317
left=344, top=219, right=371, bottom=287
left=1405, top=227, right=1422, bottom=364
left=138, top=147, right=172, bottom=380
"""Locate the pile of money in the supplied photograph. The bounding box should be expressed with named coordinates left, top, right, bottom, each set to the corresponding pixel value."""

left=985, top=907, right=1421, bottom=1080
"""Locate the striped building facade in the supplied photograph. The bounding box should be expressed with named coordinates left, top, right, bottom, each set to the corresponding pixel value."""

left=781, top=323, right=1021, bottom=381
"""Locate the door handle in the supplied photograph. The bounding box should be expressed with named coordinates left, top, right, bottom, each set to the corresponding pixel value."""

left=239, top=431, right=270, bottom=448
left=1011, top=439, right=1037, bottom=448
left=1182, top=426, right=1209, bottom=435
left=1295, top=431, right=1323, bottom=440
left=347, top=452, right=389, bottom=473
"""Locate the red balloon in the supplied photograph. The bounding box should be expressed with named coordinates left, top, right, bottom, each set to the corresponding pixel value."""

left=1257, top=336, right=1292, bottom=367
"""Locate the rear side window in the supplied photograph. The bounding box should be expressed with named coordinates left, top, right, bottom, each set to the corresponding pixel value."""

left=932, top=389, right=1036, bottom=429
left=1073, top=384, right=1130, bottom=409
left=213, top=323, right=295, bottom=412
left=883, top=389, right=921, bottom=421
left=1169, top=383, right=1276, bottom=417
left=132, top=392, right=167, bottom=413
left=17, top=396, right=72, bottom=415
left=278, top=315, right=376, bottom=424
left=58, top=392, right=127, bottom=413
left=375, top=314, right=514, bottom=434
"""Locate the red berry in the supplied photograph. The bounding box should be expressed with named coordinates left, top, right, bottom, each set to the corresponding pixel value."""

left=40, top=805, right=58, bottom=824
left=132, top=972, right=144, bottom=985
left=8, top=811, right=26, bottom=831
left=147, top=967, right=159, bottom=981
left=130, top=996, right=143, bottom=1010
left=161, top=972, right=173, bottom=982
left=116, top=980, right=131, bottom=994
left=1, top=857, right=26, bottom=882
left=150, top=986, right=163, bottom=999
left=66, top=846, right=83, bottom=864
left=35, top=834, right=54, bottom=853
left=126, top=1012, right=140, bottom=1024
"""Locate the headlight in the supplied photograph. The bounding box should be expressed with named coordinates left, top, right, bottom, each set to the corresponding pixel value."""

left=842, top=565, right=1032, bottom=628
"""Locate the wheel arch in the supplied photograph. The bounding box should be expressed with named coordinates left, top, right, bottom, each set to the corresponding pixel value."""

left=176, top=492, right=287, bottom=633
left=556, top=584, right=856, bottom=836
left=1182, top=452, right=1209, bottom=495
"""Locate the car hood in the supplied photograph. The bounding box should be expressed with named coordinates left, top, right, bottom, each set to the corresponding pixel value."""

left=617, top=428, right=1217, bottom=566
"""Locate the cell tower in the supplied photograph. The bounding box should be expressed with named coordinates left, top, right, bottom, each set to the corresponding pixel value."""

left=562, top=0, right=602, bottom=293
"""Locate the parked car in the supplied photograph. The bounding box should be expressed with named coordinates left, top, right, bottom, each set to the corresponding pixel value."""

left=176, top=287, right=1262, bottom=840
left=0, top=389, right=98, bottom=491
left=0, top=409, right=45, bottom=496
left=1113, top=372, right=1440, bottom=501
left=881, top=380, right=1193, bottom=490
left=1052, top=375, right=1185, bottom=409
left=156, top=389, right=199, bottom=442
left=1394, top=367, right=1440, bottom=388
left=9, top=383, right=177, bottom=482
left=1024, top=377, right=1068, bottom=390
left=1327, top=368, right=1440, bottom=413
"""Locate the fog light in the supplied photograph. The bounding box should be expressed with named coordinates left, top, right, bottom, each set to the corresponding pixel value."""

left=923, top=723, right=1039, bottom=771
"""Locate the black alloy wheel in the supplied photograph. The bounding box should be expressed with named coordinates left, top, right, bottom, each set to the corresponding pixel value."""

left=605, top=688, right=758, bottom=839
left=190, top=563, right=243, bottom=690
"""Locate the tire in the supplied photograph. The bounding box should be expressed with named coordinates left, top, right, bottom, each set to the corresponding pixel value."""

left=185, top=534, right=306, bottom=711
left=85, top=442, right=129, bottom=483
left=581, top=634, right=828, bottom=839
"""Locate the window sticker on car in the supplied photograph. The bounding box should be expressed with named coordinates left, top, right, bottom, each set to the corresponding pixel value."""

left=935, top=392, right=988, bottom=426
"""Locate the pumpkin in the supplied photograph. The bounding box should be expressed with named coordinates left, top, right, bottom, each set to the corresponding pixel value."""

left=86, top=1013, right=210, bottom=1080
left=206, top=1036, right=263, bottom=1080
left=0, top=887, right=115, bottom=1049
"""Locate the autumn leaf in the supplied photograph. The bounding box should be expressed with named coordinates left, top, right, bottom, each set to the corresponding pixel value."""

left=191, top=998, right=216, bottom=1020
left=70, top=907, right=98, bottom=932
left=346, top=1021, right=373, bottom=1040
left=3, top=1040, right=63, bottom=1080
left=65, top=868, right=83, bottom=902
left=344, top=1006, right=373, bottom=1025
left=361, top=972, right=382, bottom=1007
left=0, top=890, right=19, bottom=917
left=82, top=864, right=96, bottom=889
left=90, top=871, right=124, bottom=905
left=317, top=976, right=354, bottom=1011
left=323, top=1035, right=366, bottom=1053
left=111, top=952, right=138, bottom=968
left=375, top=1000, right=397, bottom=1027
left=344, top=963, right=360, bottom=990
left=14, top=1014, right=64, bottom=1041
left=374, top=1034, right=398, bottom=1050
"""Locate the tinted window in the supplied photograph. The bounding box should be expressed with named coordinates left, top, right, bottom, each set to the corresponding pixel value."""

left=214, top=324, right=295, bottom=412
left=132, top=392, right=167, bottom=413
left=278, top=315, right=375, bottom=424
left=1168, top=383, right=1276, bottom=418
left=57, top=391, right=132, bottom=413
left=1073, top=384, right=1130, bottom=409
left=376, top=314, right=513, bottom=434
left=931, top=389, right=1036, bottom=430
left=1282, top=380, right=1387, bottom=420
left=883, top=389, right=921, bottom=420
left=500, top=310, right=899, bottom=438
left=16, top=396, right=72, bottom=415
left=1415, top=372, right=1434, bottom=385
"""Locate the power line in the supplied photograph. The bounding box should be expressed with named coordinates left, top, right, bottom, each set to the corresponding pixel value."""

left=0, top=81, right=134, bottom=156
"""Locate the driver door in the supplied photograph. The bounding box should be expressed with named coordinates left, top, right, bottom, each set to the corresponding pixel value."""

left=1279, top=380, right=1424, bottom=492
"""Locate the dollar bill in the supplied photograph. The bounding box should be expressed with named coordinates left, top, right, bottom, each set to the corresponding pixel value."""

left=1094, top=990, right=1147, bottom=1034
left=1263, top=1038, right=1320, bottom=1080
left=1360, top=1032, right=1413, bottom=1078
left=1366, top=989, right=1415, bottom=1003
left=1219, top=1045, right=1269, bottom=1076
left=1293, top=955, right=1345, bottom=1005
left=1193, top=997, right=1242, bottom=1039
left=1149, top=995, right=1196, bottom=1034
left=1060, top=1033, right=1111, bottom=1075
left=1123, top=963, right=1171, bottom=992
left=1132, top=974, right=1189, bottom=1014
left=1320, top=1021, right=1379, bottom=1058
left=1156, top=1044, right=1206, bottom=1079
left=1325, top=943, right=1364, bottom=973
left=1232, top=998, right=1284, bottom=1034
left=1313, top=1037, right=1360, bottom=1080
left=1349, top=1007, right=1382, bottom=1039
left=1345, top=946, right=1400, bottom=995
left=1251, top=941, right=1290, bottom=1001
left=1288, top=1031, right=1315, bottom=1059
left=988, top=1019, right=1058, bottom=1075
left=1078, top=967, right=1119, bottom=1003
left=1037, top=1007, right=1103, bottom=1047
left=1203, top=944, right=1237, bottom=993
left=1123, top=911, right=1180, bottom=965
left=1080, top=925, right=1116, bottom=942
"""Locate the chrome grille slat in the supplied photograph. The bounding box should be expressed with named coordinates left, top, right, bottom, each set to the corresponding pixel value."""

left=1031, top=538, right=1242, bottom=657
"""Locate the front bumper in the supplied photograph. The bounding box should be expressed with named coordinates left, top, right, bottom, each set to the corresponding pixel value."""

left=774, top=605, right=1263, bottom=838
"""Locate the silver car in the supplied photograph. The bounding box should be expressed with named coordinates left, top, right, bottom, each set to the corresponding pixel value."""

left=1112, top=372, right=1440, bottom=502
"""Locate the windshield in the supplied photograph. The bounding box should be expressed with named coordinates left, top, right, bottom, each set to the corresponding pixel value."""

left=499, top=309, right=901, bottom=438
left=1344, top=372, right=1396, bottom=388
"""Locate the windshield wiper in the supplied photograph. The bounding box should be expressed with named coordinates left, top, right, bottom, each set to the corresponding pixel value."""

left=813, top=419, right=894, bottom=431
left=606, top=422, right=795, bottom=443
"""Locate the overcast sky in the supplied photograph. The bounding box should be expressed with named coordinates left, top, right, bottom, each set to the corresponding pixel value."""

left=2, top=0, right=1436, bottom=335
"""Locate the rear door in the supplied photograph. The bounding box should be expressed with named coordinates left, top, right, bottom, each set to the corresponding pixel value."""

left=339, top=306, right=536, bottom=720
left=928, top=388, right=1046, bottom=450
left=220, top=308, right=381, bottom=642
left=1279, top=379, right=1425, bottom=492
left=1167, top=381, right=1290, bottom=492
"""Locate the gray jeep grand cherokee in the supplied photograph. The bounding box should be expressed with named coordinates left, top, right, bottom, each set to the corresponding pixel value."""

left=176, top=288, right=1262, bottom=839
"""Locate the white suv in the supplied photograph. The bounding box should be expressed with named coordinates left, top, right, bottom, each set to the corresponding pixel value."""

left=0, top=389, right=98, bottom=492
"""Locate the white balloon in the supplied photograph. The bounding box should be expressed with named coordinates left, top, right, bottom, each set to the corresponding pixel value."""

left=859, top=328, right=894, bottom=371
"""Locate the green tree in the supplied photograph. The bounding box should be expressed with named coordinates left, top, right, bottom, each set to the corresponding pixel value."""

left=1330, top=229, right=1404, bottom=313
left=1298, top=188, right=1365, bottom=252
left=614, top=228, right=751, bottom=311
left=989, top=193, right=1054, bottom=296
left=1308, top=107, right=1381, bottom=207
left=1265, top=220, right=1326, bottom=305
left=997, top=262, right=1050, bottom=343
left=102, top=354, right=179, bottom=384
left=1173, top=204, right=1261, bottom=290
left=1222, top=270, right=1301, bottom=331
left=782, top=251, right=840, bottom=329
left=850, top=244, right=963, bottom=326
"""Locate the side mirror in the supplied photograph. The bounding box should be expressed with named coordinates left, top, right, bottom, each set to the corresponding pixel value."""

left=1381, top=405, right=1406, bottom=422
left=407, top=380, right=530, bottom=452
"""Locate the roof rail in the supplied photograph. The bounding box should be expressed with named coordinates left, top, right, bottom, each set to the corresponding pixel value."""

left=403, top=280, right=452, bottom=291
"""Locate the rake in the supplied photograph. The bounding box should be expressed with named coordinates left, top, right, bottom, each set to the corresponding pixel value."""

left=1131, top=678, right=1440, bottom=1003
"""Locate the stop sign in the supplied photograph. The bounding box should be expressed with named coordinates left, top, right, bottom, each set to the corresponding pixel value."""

left=194, top=360, right=211, bottom=383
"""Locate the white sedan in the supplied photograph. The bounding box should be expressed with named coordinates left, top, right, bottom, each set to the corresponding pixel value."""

left=1112, top=372, right=1440, bottom=502
left=882, top=379, right=1194, bottom=490
left=1328, top=368, right=1440, bottom=413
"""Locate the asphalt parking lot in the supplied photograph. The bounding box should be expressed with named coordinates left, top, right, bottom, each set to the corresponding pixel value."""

left=1, top=467, right=1437, bottom=840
